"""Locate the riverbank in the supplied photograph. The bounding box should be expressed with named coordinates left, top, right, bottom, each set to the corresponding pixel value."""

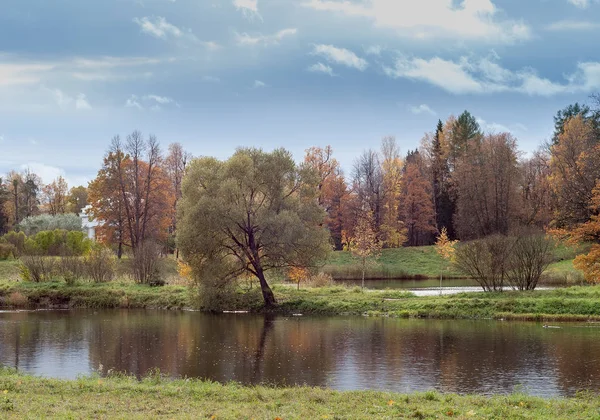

left=3, top=281, right=600, bottom=321
left=0, top=368, right=596, bottom=419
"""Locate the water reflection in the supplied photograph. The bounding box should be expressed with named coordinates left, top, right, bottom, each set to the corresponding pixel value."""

left=1, top=310, right=600, bottom=397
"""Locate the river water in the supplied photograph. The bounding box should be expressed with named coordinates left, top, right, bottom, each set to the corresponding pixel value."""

left=1, top=309, right=599, bottom=397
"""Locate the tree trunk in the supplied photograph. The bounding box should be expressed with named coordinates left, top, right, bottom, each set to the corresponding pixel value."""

left=362, top=258, right=366, bottom=290
left=256, top=267, right=276, bottom=307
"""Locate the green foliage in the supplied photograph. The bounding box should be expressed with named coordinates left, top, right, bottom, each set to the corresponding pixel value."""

left=18, top=213, right=83, bottom=236
left=0, top=243, right=16, bottom=260
left=1, top=231, right=26, bottom=256
left=21, top=229, right=92, bottom=256
left=178, top=148, right=331, bottom=307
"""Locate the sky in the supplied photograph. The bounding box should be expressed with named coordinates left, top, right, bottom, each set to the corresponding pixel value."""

left=1, top=0, right=600, bottom=186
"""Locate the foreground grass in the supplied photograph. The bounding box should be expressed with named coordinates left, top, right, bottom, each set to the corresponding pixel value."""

left=4, top=279, right=600, bottom=321
left=0, top=368, right=599, bottom=419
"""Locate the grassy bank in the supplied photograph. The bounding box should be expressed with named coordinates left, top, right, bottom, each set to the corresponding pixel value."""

left=4, top=280, right=600, bottom=321
left=323, top=243, right=585, bottom=281
left=0, top=368, right=598, bottom=419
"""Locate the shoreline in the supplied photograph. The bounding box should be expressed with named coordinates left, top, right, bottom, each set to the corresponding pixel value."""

left=0, top=368, right=598, bottom=419
left=1, top=281, right=600, bottom=322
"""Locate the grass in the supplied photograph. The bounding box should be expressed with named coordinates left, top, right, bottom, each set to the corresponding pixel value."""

left=0, top=367, right=598, bottom=419
left=322, top=243, right=585, bottom=281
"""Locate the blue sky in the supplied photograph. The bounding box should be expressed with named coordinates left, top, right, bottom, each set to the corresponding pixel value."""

left=1, top=0, right=600, bottom=186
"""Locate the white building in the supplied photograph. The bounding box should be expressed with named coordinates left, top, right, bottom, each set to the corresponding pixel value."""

left=79, top=205, right=99, bottom=240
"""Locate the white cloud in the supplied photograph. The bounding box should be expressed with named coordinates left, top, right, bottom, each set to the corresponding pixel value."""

left=133, top=16, right=183, bottom=39
left=545, top=20, right=600, bottom=31
left=20, top=162, right=65, bottom=185
left=567, top=0, right=592, bottom=8
left=233, top=0, right=262, bottom=20
left=127, top=94, right=179, bottom=109
left=202, top=75, right=221, bottom=83
left=383, top=55, right=600, bottom=96
left=235, top=28, right=297, bottom=46
left=202, top=41, right=222, bottom=51
left=312, top=44, right=368, bottom=71
left=307, top=62, right=336, bottom=76
left=365, top=45, right=383, bottom=56
left=476, top=117, right=511, bottom=133
left=75, top=94, right=92, bottom=110
left=125, top=95, right=144, bottom=109
left=43, top=88, right=92, bottom=111
left=303, top=0, right=531, bottom=44
left=253, top=80, right=267, bottom=88
left=0, top=63, right=55, bottom=86
left=409, top=104, right=436, bottom=115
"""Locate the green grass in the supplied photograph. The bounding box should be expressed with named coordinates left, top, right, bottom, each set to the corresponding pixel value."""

left=0, top=367, right=598, bottom=419
left=323, top=246, right=464, bottom=280
left=323, top=243, right=586, bottom=281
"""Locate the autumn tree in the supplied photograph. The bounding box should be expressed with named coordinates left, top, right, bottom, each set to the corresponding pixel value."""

left=348, top=211, right=381, bottom=289
left=88, top=152, right=128, bottom=257
left=67, top=186, right=88, bottom=214
left=0, top=178, right=9, bottom=234
left=42, top=176, right=69, bottom=215
left=4, top=170, right=41, bottom=226
left=552, top=102, right=599, bottom=145
left=380, top=137, right=407, bottom=247
left=430, top=120, right=455, bottom=238
left=435, top=227, right=458, bottom=291
left=303, top=146, right=348, bottom=250
left=89, top=132, right=174, bottom=257
left=352, top=149, right=383, bottom=233
left=549, top=115, right=600, bottom=229
left=518, top=149, right=553, bottom=228
left=177, top=148, right=331, bottom=307
left=402, top=152, right=436, bottom=246
left=453, top=133, right=519, bottom=239
left=164, top=142, right=192, bottom=256
left=110, top=132, right=174, bottom=250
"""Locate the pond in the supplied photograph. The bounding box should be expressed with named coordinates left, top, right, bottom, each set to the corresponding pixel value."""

left=1, top=310, right=599, bottom=397
left=337, top=278, right=479, bottom=290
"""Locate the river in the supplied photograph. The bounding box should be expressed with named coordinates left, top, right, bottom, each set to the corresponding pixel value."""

left=1, top=309, right=599, bottom=397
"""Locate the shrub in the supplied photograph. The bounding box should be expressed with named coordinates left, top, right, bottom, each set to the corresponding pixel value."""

left=57, top=256, right=87, bottom=285
left=130, top=241, right=164, bottom=286
left=2, top=231, right=26, bottom=256
left=23, top=229, right=92, bottom=256
left=454, top=235, right=512, bottom=291
left=85, top=247, right=116, bottom=283
left=308, top=272, right=335, bottom=288
left=0, top=243, right=16, bottom=260
left=18, top=213, right=83, bottom=236
left=506, top=233, right=554, bottom=290
left=7, top=291, right=28, bottom=307
left=20, top=255, right=55, bottom=282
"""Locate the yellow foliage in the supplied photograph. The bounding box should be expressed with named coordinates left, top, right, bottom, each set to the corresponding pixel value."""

left=435, top=228, right=458, bottom=262
left=574, top=245, right=600, bottom=284
left=177, top=260, right=193, bottom=279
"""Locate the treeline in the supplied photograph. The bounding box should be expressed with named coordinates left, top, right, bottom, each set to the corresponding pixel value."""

left=306, top=98, right=600, bottom=252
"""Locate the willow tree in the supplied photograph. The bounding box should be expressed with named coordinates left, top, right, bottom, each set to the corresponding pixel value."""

left=177, top=148, right=331, bottom=307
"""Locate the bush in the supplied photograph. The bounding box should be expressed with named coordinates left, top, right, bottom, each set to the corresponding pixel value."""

left=18, top=213, right=83, bottom=236
left=7, top=291, right=28, bottom=307
left=454, top=232, right=555, bottom=292
left=57, top=256, right=87, bottom=285
left=23, top=229, right=92, bottom=256
left=454, top=235, right=511, bottom=291
left=308, top=272, right=335, bottom=287
left=20, top=255, right=55, bottom=282
left=130, top=241, right=164, bottom=286
left=85, top=247, right=116, bottom=283
left=0, top=243, right=16, bottom=260
left=2, top=231, right=26, bottom=256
